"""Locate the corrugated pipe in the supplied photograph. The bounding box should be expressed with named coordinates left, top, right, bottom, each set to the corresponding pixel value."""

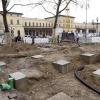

left=74, top=66, right=100, bottom=94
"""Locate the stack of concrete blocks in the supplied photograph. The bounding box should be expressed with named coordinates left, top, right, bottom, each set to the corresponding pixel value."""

left=80, top=53, right=96, bottom=64
left=9, top=72, right=28, bottom=91
left=53, top=60, right=72, bottom=74
left=47, top=92, right=73, bottom=100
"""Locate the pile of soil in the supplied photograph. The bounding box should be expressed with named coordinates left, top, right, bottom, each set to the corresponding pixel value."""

left=0, top=42, right=100, bottom=100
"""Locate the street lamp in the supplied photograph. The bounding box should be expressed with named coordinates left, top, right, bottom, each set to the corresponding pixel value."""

left=96, top=17, right=99, bottom=33
left=92, top=19, right=94, bottom=33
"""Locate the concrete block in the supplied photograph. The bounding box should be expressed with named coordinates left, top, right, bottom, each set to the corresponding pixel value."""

left=8, top=93, right=17, bottom=99
left=9, top=72, right=27, bottom=91
left=80, top=53, right=96, bottom=64
left=0, top=62, right=6, bottom=71
left=47, top=92, right=73, bottom=100
left=0, top=94, right=9, bottom=100
left=53, top=60, right=72, bottom=74
left=93, top=69, right=100, bottom=76
left=31, top=55, right=44, bottom=59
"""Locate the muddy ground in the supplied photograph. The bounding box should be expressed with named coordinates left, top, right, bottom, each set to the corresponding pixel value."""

left=0, top=42, right=100, bottom=100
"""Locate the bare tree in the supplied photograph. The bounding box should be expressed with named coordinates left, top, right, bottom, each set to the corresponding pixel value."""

left=0, top=0, right=85, bottom=44
left=0, top=0, right=44, bottom=44
left=31, top=0, right=84, bottom=37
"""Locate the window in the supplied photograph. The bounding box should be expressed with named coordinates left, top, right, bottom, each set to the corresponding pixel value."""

left=43, top=23, right=44, bottom=27
left=40, top=23, right=41, bottom=27
left=49, top=23, right=50, bottom=27
left=17, top=30, right=20, bottom=35
left=10, top=19, right=13, bottom=25
left=25, top=22, right=27, bottom=26
left=33, top=22, right=34, bottom=26
left=25, top=30, right=28, bottom=35
left=17, top=20, right=19, bottom=25
left=29, top=22, right=31, bottom=26
left=46, top=23, right=47, bottom=27
left=29, top=30, right=32, bottom=35
left=36, top=23, right=38, bottom=27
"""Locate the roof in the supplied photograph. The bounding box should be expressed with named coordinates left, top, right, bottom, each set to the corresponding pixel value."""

left=0, top=11, right=23, bottom=15
left=45, top=15, right=75, bottom=19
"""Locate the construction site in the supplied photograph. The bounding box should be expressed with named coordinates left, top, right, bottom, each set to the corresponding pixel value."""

left=0, top=42, right=100, bottom=100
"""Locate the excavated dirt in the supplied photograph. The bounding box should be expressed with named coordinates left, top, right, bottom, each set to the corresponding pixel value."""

left=0, top=42, right=100, bottom=100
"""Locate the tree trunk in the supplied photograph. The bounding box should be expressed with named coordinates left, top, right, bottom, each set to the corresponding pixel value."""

left=1, top=0, right=12, bottom=45
left=52, top=0, right=62, bottom=43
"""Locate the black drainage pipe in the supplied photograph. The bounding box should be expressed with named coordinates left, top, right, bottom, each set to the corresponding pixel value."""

left=74, top=66, right=100, bottom=94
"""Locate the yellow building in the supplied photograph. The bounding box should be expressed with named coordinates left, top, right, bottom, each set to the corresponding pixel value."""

left=45, top=15, right=75, bottom=32
left=23, top=17, right=52, bottom=37
left=0, top=11, right=52, bottom=37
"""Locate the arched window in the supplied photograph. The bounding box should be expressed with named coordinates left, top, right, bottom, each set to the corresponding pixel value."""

left=29, top=22, right=31, bottom=26
left=46, top=23, right=47, bottom=27
left=36, top=23, right=38, bottom=27
left=17, top=30, right=20, bottom=35
left=17, top=20, right=19, bottom=25
left=49, top=23, right=50, bottom=27
left=10, top=19, right=13, bottom=25
left=33, top=22, right=34, bottom=26
left=43, top=23, right=44, bottom=27
left=40, top=23, right=41, bottom=27
left=25, top=22, right=27, bottom=26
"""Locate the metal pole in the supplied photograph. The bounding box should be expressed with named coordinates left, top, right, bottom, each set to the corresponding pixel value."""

left=92, top=20, right=94, bottom=33
left=96, top=17, right=99, bottom=33
left=85, top=0, right=88, bottom=38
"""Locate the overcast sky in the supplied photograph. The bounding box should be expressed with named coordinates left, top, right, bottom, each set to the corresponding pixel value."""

left=0, top=0, right=100, bottom=23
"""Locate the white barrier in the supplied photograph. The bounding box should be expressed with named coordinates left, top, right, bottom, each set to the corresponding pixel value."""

left=23, top=37, right=49, bottom=44
left=23, top=37, right=32, bottom=44
left=34, top=38, right=49, bottom=44
left=92, top=37, right=100, bottom=43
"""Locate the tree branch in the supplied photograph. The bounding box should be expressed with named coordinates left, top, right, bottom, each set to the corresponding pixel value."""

left=7, top=3, right=38, bottom=11
left=59, top=0, right=72, bottom=14
left=53, top=0, right=58, bottom=4
left=59, top=0, right=78, bottom=14
left=41, top=5, right=55, bottom=15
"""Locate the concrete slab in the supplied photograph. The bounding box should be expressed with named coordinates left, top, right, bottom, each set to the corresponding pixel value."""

left=93, top=69, right=100, bottom=75
left=47, top=92, right=73, bottom=100
left=9, top=72, right=27, bottom=91
left=0, top=62, right=6, bottom=66
left=53, top=60, right=70, bottom=65
left=0, top=61, right=6, bottom=71
left=80, top=53, right=96, bottom=64
left=8, top=93, right=17, bottom=99
left=10, top=72, right=26, bottom=80
left=81, top=53, right=94, bottom=56
left=53, top=60, right=72, bottom=74
left=32, top=55, right=44, bottom=59
left=0, top=94, right=9, bottom=100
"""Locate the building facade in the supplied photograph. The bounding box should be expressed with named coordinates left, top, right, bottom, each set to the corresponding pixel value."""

left=0, top=11, right=24, bottom=37
left=45, top=15, right=75, bottom=32
left=0, top=11, right=99, bottom=38
left=23, top=17, right=52, bottom=37
left=0, top=11, right=53, bottom=37
left=74, top=22, right=100, bottom=33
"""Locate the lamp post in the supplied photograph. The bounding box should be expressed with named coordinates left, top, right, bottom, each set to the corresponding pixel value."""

left=96, top=17, right=99, bottom=33
left=92, top=19, right=94, bottom=33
